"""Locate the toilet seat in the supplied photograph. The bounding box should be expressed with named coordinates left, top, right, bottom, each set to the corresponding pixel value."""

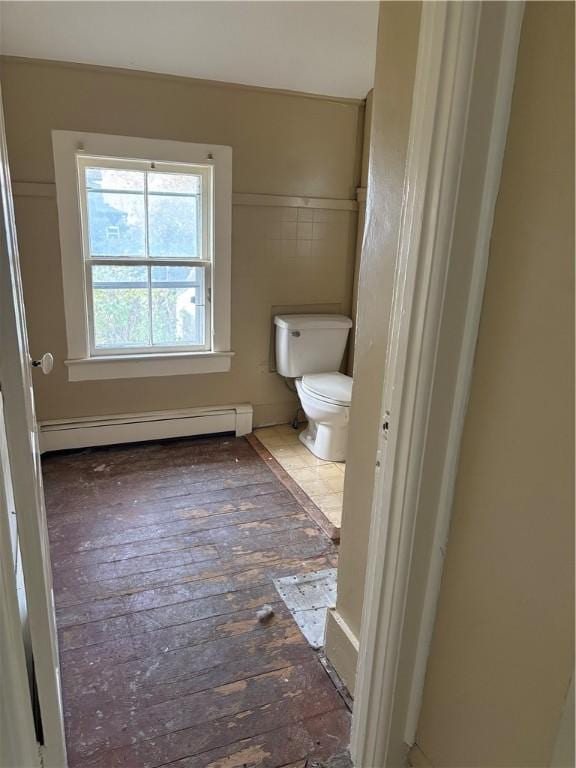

left=300, top=372, right=352, bottom=406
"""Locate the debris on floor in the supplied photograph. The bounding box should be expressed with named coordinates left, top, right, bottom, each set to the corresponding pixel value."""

left=256, top=604, right=275, bottom=623
left=273, top=568, right=337, bottom=648
left=305, top=751, right=354, bottom=768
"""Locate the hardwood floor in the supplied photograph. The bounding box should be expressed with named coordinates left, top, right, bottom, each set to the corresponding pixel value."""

left=43, top=435, right=350, bottom=767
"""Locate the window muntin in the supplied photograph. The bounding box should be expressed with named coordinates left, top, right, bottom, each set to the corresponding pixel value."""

left=77, top=156, right=212, bottom=355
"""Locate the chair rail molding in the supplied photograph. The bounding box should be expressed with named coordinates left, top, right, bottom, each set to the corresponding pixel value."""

left=12, top=181, right=358, bottom=211
left=349, top=2, right=524, bottom=766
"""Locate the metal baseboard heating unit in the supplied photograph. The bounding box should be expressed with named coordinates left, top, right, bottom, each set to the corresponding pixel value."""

left=38, top=404, right=253, bottom=453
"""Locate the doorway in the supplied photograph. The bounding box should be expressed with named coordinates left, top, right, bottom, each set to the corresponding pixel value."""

left=0, top=3, right=525, bottom=766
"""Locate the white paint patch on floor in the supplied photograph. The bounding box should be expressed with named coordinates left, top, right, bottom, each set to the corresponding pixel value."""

left=273, top=568, right=337, bottom=649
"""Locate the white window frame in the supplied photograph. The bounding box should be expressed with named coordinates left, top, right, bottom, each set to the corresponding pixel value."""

left=52, top=131, right=233, bottom=380
left=78, top=155, right=213, bottom=357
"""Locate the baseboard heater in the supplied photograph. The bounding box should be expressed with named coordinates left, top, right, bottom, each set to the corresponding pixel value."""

left=38, top=404, right=253, bottom=453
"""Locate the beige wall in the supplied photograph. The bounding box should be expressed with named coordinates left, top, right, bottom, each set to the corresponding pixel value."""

left=415, top=3, right=575, bottom=766
left=1, top=57, right=364, bottom=424
left=325, top=1, right=421, bottom=692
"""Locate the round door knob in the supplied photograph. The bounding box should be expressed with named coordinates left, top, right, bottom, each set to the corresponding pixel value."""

left=31, top=352, right=54, bottom=375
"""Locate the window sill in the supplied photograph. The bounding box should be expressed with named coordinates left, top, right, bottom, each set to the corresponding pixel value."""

left=65, top=351, right=234, bottom=382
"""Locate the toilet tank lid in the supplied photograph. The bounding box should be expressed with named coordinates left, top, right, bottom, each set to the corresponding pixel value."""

left=274, top=314, right=353, bottom=330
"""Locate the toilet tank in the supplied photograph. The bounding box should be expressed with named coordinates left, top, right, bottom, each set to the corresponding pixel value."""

left=274, top=314, right=353, bottom=377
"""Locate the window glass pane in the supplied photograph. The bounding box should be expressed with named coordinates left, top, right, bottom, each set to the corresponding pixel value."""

left=87, top=190, right=145, bottom=257
left=148, top=172, right=201, bottom=195
left=85, top=167, right=144, bottom=192
left=148, top=194, right=199, bottom=259
left=92, top=265, right=149, bottom=348
left=151, top=266, right=205, bottom=346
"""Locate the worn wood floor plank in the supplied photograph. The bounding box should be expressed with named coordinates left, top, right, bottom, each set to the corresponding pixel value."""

left=43, top=436, right=350, bottom=767
left=50, top=497, right=303, bottom=556
left=67, top=661, right=336, bottom=763
left=55, top=551, right=337, bottom=609
left=152, top=709, right=352, bottom=768
left=46, top=475, right=280, bottom=518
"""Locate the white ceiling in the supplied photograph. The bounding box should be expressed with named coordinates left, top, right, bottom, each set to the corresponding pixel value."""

left=0, top=1, right=378, bottom=99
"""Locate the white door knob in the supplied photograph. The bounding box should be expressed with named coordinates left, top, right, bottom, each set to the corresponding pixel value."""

left=31, top=352, right=54, bottom=375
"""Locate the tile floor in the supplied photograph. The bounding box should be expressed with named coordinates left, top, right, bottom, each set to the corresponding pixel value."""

left=253, top=424, right=345, bottom=528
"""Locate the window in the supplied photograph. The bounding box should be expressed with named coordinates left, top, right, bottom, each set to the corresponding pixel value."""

left=53, top=132, right=232, bottom=381
left=79, top=158, right=211, bottom=354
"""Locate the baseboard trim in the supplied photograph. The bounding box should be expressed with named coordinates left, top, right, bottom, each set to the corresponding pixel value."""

left=38, top=404, right=253, bottom=453
left=324, top=607, right=359, bottom=696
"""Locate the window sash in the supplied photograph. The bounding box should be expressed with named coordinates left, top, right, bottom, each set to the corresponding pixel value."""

left=76, top=154, right=214, bottom=355
left=85, top=260, right=211, bottom=356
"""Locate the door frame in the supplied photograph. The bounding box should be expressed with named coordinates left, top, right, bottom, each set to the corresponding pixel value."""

left=350, top=2, right=524, bottom=766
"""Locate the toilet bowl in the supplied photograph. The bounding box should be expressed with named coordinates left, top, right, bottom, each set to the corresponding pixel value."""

left=295, top=372, right=353, bottom=462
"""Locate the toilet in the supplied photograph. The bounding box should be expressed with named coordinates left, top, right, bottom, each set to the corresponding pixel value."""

left=274, top=314, right=353, bottom=462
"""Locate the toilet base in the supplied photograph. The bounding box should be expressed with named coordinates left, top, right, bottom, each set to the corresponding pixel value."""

left=299, top=420, right=347, bottom=462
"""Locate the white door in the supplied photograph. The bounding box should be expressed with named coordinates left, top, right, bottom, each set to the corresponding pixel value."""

left=0, top=82, right=67, bottom=766
left=0, top=391, right=42, bottom=768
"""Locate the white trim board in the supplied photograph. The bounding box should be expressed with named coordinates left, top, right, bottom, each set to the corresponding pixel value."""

left=232, top=192, right=357, bottom=211
left=324, top=607, right=359, bottom=696
left=39, top=404, right=253, bottom=453
left=65, top=351, right=234, bottom=381
left=350, top=3, right=524, bottom=767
